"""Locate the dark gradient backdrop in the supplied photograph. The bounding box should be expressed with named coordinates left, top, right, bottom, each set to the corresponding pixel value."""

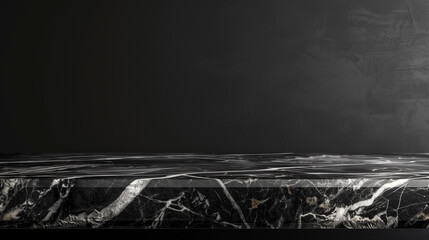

left=2, top=0, right=429, bottom=153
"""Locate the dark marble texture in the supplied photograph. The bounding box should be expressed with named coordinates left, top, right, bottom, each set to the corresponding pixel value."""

left=1, top=153, right=429, bottom=228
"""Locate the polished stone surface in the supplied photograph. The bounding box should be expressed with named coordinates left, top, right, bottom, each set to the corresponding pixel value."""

left=1, top=153, right=429, bottom=228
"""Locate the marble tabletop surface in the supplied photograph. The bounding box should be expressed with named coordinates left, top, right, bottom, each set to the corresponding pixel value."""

left=1, top=153, right=429, bottom=179
left=2, top=153, right=429, bottom=229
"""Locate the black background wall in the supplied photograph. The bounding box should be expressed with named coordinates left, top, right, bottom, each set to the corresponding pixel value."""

left=2, top=0, right=429, bottom=154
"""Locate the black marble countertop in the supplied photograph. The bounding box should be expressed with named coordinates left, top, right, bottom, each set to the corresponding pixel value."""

left=1, top=153, right=429, bottom=229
